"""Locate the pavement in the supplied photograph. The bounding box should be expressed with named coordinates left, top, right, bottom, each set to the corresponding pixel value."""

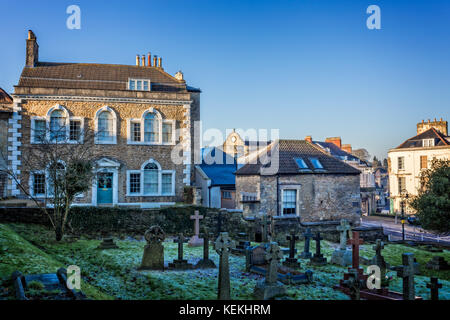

left=361, top=215, right=450, bottom=245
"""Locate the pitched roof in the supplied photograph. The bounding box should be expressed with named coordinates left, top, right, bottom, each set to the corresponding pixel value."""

left=0, top=88, right=13, bottom=112
left=199, top=147, right=236, bottom=186
left=395, top=128, right=449, bottom=149
left=235, top=140, right=361, bottom=176
left=313, top=141, right=361, bottom=162
left=16, top=62, right=198, bottom=93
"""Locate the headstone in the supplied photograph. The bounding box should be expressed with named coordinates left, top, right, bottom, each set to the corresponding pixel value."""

left=331, top=220, right=352, bottom=266
left=195, top=231, right=216, bottom=269
left=168, top=233, right=193, bottom=270
left=215, top=232, right=235, bottom=300
left=393, top=253, right=420, bottom=300
left=370, top=239, right=390, bottom=287
left=188, top=210, right=204, bottom=247
left=425, top=256, right=450, bottom=271
left=299, top=228, right=313, bottom=259
left=310, top=232, right=327, bottom=265
left=139, top=226, right=165, bottom=270
left=342, top=268, right=363, bottom=300
left=282, top=230, right=301, bottom=269
left=260, top=213, right=272, bottom=243
left=426, top=277, right=442, bottom=301
left=231, top=232, right=251, bottom=255
left=97, top=237, right=119, bottom=249
left=254, top=242, right=287, bottom=300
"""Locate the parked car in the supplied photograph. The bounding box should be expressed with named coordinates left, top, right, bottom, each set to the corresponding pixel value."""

left=407, top=215, right=420, bottom=226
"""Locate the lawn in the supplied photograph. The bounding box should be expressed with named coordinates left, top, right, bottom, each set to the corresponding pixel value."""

left=0, top=223, right=449, bottom=300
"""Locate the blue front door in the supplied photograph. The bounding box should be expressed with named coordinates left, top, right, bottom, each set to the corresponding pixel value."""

left=97, top=172, right=113, bottom=204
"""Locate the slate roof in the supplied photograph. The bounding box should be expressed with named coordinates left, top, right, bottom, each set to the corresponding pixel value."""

left=199, top=148, right=237, bottom=186
left=16, top=62, right=199, bottom=93
left=314, top=141, right=361, bottom=162
left=395, top=128, right=450, bottom=149
left=0, top=88, right=13, bottom=112
left=235, top=140, right=361, bottom=176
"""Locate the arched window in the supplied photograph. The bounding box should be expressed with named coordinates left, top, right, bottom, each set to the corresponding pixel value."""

left=98, top=111, right=114, bottom=142
left=144, top=112, right=159, bottom=143
left=49, top=109, right=67, bottom=141
left=143, top=162, right=159, bottom=194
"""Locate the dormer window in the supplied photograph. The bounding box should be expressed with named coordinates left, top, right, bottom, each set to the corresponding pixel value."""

left=128, top=79, right=151, bottom=91
left=295, top=158, right=310, bottom=171
left=423, top=139, right=435, bottom=147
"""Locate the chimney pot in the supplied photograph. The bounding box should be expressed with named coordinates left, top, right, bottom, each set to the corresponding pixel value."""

left=158, top=57, right=162, bottom=68
left=147, top=53, right=151, bottom=67
left=305, top=136, right=312, bottom=143
left=141, top=55, right=145, bottom=67
left=136, top=54, right=140, bottom=66
left=153, top=55, right=157, bottom=67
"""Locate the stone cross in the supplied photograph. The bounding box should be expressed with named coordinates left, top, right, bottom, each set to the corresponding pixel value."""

left=215, top=232, right=235, bottom=300
left=336, top=219, right=351, bottom=250
left=195, top=230, right=216, bottom=269
left=261, top=214, right=272, bottom=243
left=426, top=277, right=442, bottom=300
left=371, top=239, right=389, bottom=286
left=394, top=253, right=420, bottom=300
left=343, top=268, right=363, bottom=300
left=202, top=232, right=211, bottom=260
left=174, top=233, right=188, bottom=261
left=314, top=232, right=323, bottom=256
left=347, top=231, right=364, bottom=270
left=216, top=210, right=225, bottom=236
left=265, top=242, right=283, bottom=285
left=287, top=230, right=299, bottom=260
left=300, top=228, right=313, bottom=258
left=188, top=210, right=204, bottom=247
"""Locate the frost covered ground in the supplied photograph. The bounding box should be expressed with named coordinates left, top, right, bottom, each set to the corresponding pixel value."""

left=0, top=223, right=449, bottom=300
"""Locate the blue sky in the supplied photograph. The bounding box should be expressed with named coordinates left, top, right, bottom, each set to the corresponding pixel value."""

left=1, top=0, right=449, bottom=159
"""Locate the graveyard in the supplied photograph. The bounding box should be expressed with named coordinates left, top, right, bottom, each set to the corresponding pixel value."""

left=1, top=221, right=449, bottom=300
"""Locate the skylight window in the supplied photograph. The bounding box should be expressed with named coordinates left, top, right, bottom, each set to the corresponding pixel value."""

left=128, top=79, right=151, bottom=91
left=309, top=158, right=324, bottom=169
left=295, top=158, right=309, bottom=170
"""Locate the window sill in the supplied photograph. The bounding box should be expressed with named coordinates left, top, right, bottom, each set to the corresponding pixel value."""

left=273, top=214, right=299, bottom=219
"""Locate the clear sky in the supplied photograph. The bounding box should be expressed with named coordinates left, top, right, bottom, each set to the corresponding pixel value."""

left=1, top=0, right=449, bottom=160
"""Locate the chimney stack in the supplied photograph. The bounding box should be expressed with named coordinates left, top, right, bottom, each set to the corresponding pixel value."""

left=141, top=55, right=146, bottom=67
left=158, top=57, right=162, bottom=69
left=175, top=71, right=184, bottom=81
left=136, top=55, right=140, bottom=66
left=26, top=30, right=39, bottom=67
left=342, top=144, right=352, bottom=154
left=325, top=137, right=342, bottom=149
left=147, top=53, right=151, bottom=66
left=305, top=136, right=312, bottom=143
left=153, top=55, right=157, bottom=67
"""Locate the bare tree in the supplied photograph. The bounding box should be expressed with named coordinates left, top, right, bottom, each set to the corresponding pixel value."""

left=0, top=121, right=97, bottom=241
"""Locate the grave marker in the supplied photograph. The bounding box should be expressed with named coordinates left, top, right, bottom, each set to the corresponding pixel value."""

left=188, top=210, right=204, bottom=247
left=310, top=232, right=327, bottom=265
left=215, top=232, right=235, bottom=300
left=139, top=226, right=165, bottom=270
left=393, top=253, right=420, bottom=300
left=168, top=233, right=193, bottom=270
left=195, top=231, right=216, bottom=269
left=282, top=230, right=301, bottom=269
left=426, top=277, right=442, bottom=301
left=300, top=228, right=313, bottom=259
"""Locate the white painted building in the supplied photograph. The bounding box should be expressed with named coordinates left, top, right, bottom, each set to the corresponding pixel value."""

left=388, top=119, right=450, bottom=214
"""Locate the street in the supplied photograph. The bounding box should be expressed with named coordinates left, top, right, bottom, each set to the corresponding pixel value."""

left=362, top=215, right=450, bottom=245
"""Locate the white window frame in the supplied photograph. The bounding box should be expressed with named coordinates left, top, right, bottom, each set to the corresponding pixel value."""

left=125, top=160, right=176, bottom=197
left=29, top=170, right=46, bottom=197
left=126, top=108, right=176, bottom=145
left=30, top=105, right=85, bottom=144
left=423, top=139, right=435, bottom=147
left=94, top=106, right=117, bottom=145
left=277, top=185, right=301, bottom=218
left=398, top=156, right=405, bottom=171
left=128, top=78, right=151, bottom=91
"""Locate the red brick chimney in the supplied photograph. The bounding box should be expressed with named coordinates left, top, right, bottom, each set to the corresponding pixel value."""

left=325, top=137, right=342, bottom=149
left=305, top=136, right=312, bottom=143
left=342, top=144, right=352, bottom=153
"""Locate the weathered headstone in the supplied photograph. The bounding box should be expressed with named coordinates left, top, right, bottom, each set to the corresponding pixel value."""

left=139, top=226, right=165, bottom=270
left=260, top=213, right=272, bottom=243
left=168, top=233, right=193, bottom=270
left=310, top=232, right=327, bottom=265
left=195, top=231, right=216, bottom=269
left=426, top=277, right=442, bottom=301
left=97, top=237, right=119, bottom=250
left=254, top=242, right=287, bottom=300
left=215, top=232, right=235, bottom=300
left=348, top=231, right=364, bottom=270
left=370, top=239, right=390, bottom=287
left=231, top=232, right=251, bottom=255
left=426, top=256, right=450, bottom=271
left=299, top=228, right=313, bottom=259
left=331, top=220, right=352, bottom=266
left=342, top=268, right=364, bottom=300
left=393, top=253, right=420, bottom=300
left=282, top=230, right=301, bottom=269
left=188, top=210, right=204, bottom=247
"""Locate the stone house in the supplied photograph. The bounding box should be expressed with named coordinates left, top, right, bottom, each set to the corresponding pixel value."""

left=310, top=136, right=377, bottom=215
left=8, top=30, right=200, bottom=208
left=235, top=139, right=361, bottom=223
left=388, top=118, right=449, bottom=214
left=0, top=88, right=13, bottom=198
